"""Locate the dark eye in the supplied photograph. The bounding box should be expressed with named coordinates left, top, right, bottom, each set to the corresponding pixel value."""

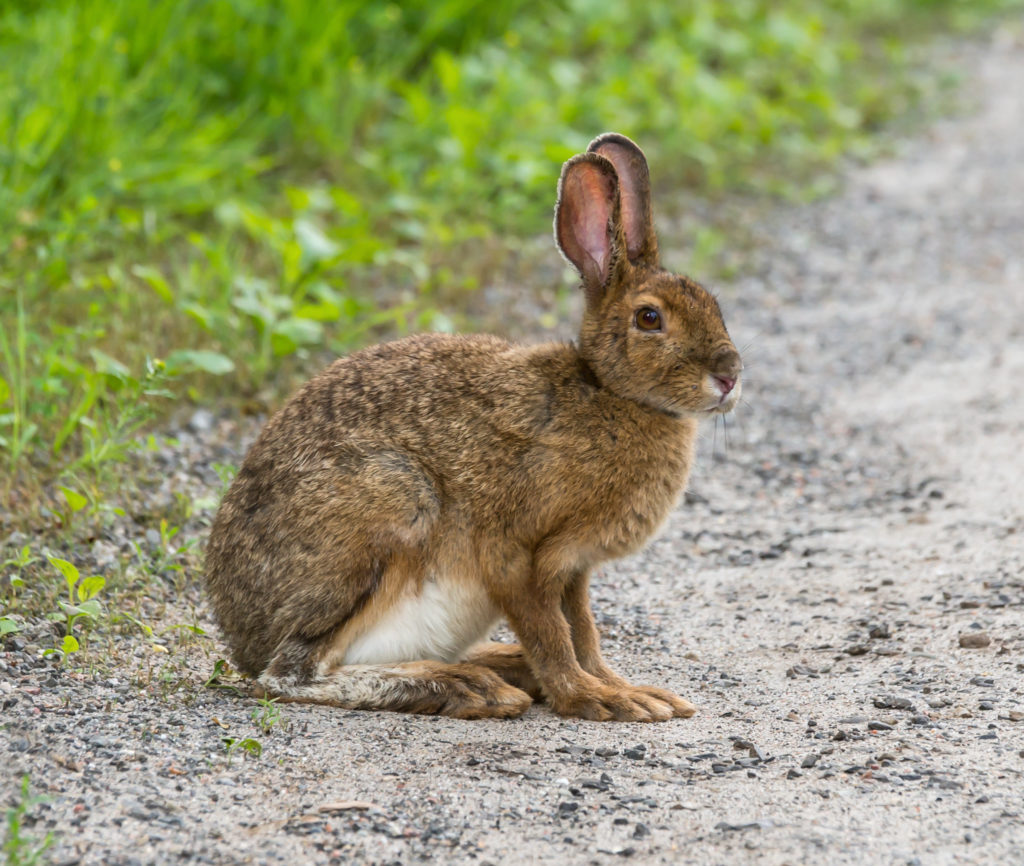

left=635, top=307, right=662, bottom=331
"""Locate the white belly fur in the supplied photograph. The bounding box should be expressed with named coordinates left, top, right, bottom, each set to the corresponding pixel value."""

left=342, top=578, right=500, bottom=665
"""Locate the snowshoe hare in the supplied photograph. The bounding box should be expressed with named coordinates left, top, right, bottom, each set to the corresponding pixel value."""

left=205, top=133, right=742, bottom=721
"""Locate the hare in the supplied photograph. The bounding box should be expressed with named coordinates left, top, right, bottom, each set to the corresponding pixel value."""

left=205, top=133, right=742, bottom=722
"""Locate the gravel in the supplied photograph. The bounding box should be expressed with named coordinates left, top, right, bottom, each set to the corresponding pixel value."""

left=4, top=23, right=1024, bottom=866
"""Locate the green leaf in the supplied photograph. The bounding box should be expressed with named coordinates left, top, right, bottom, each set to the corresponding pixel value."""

left=112, top=613, right=153, bottom=638
left=165, top=349, right=236, bottom=376
left=132, top=265, right=174, bottom=303
left=48, top=556, right=79, bottom=589
left=60, top=485, right=88, bottom=512
left=0, top=376, right=10, bottom=406
left=90, top=349, right=133, bottom=383
left=235, top=737, right=263, bottom=758
left=205, top=658, right=228, bottom=687
left=61, top=634, right=80, bottom=655
left=0, top=617, right=20, bottom=636
left=77, top=575, right=106, bottom=601
left=76, top=599, right=102, bottom=618
left=271, top=317, right=323, bottom=356
left=294, top=218, right=339, bottom=262
left=57, top=598, right=101, bottom=618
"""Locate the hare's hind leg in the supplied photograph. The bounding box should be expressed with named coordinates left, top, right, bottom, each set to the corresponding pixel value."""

left=257, top=636, right=532, bottom=719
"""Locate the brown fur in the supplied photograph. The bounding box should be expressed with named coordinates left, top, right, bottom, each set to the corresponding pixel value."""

left=205, top=133, right=742, bottom=721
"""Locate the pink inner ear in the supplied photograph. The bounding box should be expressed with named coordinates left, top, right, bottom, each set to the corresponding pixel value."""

left=561, top=166, right=614, bottom=287
left=591, top=142, right=649, bottom=261
left=574, top=177, right=610, bottom=278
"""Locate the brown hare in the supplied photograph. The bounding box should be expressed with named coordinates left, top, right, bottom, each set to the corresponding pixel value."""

left=205, top=133, right=742, bottom=721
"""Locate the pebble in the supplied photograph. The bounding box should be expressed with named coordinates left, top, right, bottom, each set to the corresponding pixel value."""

left=867, top=721, right=893, bottom=732
left=959, top=633, right=992, bottom=648
left=874, top=696, right=914, bottom=711
left=188, top=409, right=216, bottom=433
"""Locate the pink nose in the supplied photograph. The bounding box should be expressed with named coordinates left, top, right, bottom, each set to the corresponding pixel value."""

left=713, top=375, right=736, bottom=396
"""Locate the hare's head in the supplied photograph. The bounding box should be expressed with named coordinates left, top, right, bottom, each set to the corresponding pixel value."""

left=555, top=133, right=741, bottom=418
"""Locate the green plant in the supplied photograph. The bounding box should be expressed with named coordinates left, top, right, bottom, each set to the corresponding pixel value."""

left=204, top=658, right=230, bottom=687
left=3, top=776, right=55, bottom=866
left=2, top=545, right=38, bottom=597
left=44, top=555, right=105, bottom=658
left=132, top=518, right=197, bottom=583
left=223, top=736, right=263, bottom=765
left=251, top=697, right=286, bottom=734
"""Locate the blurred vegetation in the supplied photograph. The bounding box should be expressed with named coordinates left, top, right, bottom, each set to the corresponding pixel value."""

left=1, top=0, right=1021, bottom=507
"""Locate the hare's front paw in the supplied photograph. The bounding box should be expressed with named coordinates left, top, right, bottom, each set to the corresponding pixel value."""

left=628, top=685, right=696, bottom=719
left=553, top=680, right=691, bottom=722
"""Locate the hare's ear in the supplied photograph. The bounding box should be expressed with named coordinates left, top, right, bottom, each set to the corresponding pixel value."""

left=587, top=133, right=658, bottom=268
left=555, top=152, right=627, bottom=306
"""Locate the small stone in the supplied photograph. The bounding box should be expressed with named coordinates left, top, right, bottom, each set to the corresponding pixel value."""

left=557, top=802, right=579, bottom=816
left=874, top=695, right=914, bottom=711
left=632, top=823, right=650, bottom=839
left=800, top=755, right=818, bottom=769
left=867, top=721, right=893, bottom=732
left=959, top=633, right=991, bottom=648
left=580, top=778, right=609, bottom=791
left=188, top=408, right=216, bottom=433
left=786, top=769, right=802, bottom=779
left=595, top=747, right=619, bottom=758
left=868, top=624, right=891, bottom=639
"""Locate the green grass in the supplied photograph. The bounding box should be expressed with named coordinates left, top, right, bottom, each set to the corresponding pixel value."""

left=0, top=0, right=1020, bottom=521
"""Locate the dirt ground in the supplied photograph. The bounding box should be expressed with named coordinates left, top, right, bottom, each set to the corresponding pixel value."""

left=3, top=23, right=1023, bottom=866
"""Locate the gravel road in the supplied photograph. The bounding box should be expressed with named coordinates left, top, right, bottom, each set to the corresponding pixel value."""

left=3, top=24, right=1023, bottom=866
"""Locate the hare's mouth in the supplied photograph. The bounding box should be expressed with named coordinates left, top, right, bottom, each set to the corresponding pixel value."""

left=704, top=388, right=741, bottom=415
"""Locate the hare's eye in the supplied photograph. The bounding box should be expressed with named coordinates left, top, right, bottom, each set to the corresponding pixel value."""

left=635, top=307, right=662, bottom=331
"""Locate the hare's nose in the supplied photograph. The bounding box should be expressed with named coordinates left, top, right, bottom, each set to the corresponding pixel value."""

left=712, top=375, right=736, bottom=396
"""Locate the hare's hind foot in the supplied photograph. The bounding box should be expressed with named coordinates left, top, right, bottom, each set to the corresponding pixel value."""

left=259, top=660, right=532, bottom=720
left=463, top=642, right=544, bottom=701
